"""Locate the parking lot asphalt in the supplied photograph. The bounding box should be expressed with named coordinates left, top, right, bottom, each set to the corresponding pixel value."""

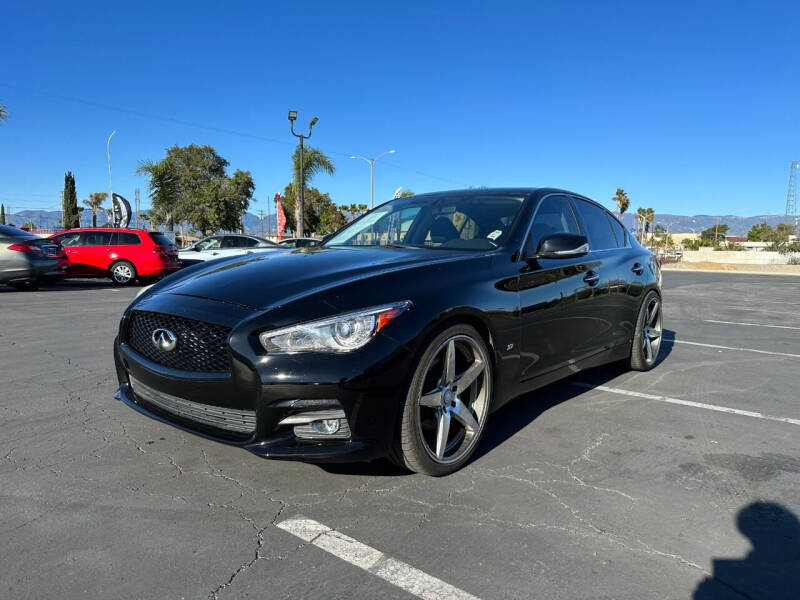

left=2, top=272, right=799, bottom=599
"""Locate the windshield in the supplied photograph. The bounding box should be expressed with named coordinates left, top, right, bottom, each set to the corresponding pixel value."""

left=324, top=193, right=525, bottom=250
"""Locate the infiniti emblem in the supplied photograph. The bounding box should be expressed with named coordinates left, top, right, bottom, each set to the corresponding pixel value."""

left=152, top=328, right=178, bottom=352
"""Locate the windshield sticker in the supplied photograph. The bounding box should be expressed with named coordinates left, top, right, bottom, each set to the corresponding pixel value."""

left=487, top=230, right=502, bottom=240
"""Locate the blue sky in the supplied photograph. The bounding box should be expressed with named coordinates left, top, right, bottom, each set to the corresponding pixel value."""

left=1, top=1, right=798, bottom=217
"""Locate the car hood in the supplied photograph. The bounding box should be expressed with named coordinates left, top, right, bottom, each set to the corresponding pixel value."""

left=155, top=246, right=480, bottom=310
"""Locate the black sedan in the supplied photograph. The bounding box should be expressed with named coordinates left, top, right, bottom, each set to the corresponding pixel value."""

left=0, top=224, right=68, bottom=290
left=114, top=189, right=662, bottom=475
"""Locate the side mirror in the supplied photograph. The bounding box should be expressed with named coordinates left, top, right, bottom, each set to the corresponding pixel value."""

left=530, top=233, right=589, bottom=260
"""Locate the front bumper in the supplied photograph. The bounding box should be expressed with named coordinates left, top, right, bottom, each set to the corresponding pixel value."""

left=112, top=299, right=415, bottom=462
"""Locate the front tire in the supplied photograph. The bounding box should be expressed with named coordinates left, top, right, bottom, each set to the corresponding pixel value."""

left=10, top=279, right=39, bottom=291
left=110, top=261, right=137, bottom=286
left=392, top=324, right=493, bottom=476
left=630, top=290, right=663, bottom=371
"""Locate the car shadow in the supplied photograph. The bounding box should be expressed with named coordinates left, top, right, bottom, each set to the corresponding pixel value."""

left=0, top=279, right=144, bottom=293
left=322, top=333, right=677, bottom=476
left=693, top=502, right=800, bottom=599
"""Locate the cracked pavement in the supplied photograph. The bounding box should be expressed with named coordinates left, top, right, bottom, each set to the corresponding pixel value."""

left=1, top=273, right=799, bottom=599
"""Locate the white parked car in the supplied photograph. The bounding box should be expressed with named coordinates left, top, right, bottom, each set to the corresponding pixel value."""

left=179, top=234, right=280, bottom=266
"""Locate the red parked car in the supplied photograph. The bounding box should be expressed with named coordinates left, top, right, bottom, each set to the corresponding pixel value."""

left=49, top=228, right=181, bottom=285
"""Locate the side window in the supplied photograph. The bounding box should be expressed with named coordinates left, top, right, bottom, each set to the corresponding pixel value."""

left=571, top=199, right=618, bottom=251
left=525, top=195, right=580, bottom=254
left=80, top=231, right=112, bottom=246
left=236, top=237, right=259, bottom=248
left=114, top=233, right=141, bottom=245
left=196, top=237, right=222, bottom=251
left=606, top=214, right=627, bottom=248
left=55, top=232, right=82, bottom=246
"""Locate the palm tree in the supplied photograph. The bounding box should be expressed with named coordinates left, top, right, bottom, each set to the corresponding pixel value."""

left=82, top=192, right=108, bottom=228
left=137, top=159, right=180, bottom=231
left=612, top=188, right=630, bottom=218
left=636, top=207, right=647, bottom=241
left=291, top=145, right=335, bottom=229
left=644, top=208, right=655, bottom=239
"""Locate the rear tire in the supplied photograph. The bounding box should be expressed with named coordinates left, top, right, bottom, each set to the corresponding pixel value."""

left=110, top=260, right=137, bottom=286
left=630, top=290, right=663, bottom=371
left=391, top=324, right=493, bottom=476
left=10, top=279, right=39, bottom=291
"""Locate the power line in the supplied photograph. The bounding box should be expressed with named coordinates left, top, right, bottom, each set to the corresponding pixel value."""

left=0, top=83, right=470, bottom=188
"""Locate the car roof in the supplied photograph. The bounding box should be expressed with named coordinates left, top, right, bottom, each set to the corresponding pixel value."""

left=1, top=224, right=39, bottom=239
left=54, top=227, right=147, bottom=233
left=392, top=187, right=591, bottom=201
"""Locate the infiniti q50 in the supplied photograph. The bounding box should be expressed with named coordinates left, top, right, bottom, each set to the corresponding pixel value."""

left=114, top=189, right=662, bottom=475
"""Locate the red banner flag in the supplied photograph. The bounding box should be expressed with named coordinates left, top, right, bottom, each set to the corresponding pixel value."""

left=275, top=193, right=286, bottom=241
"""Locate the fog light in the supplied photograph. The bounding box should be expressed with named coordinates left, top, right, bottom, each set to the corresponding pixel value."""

left=311, top=419, right=341, bottom=435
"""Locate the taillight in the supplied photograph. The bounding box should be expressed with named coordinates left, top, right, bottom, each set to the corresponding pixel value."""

left=8, top=243, right=43, bottom=254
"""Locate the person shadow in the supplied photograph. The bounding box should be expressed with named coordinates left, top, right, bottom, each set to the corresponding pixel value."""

left=694, top=502, right=800, bottom=599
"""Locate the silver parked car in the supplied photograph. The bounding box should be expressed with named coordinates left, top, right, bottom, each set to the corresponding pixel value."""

left=0, top=225, right=68, bottom=290
left=178, top=234, right=280, bottom=267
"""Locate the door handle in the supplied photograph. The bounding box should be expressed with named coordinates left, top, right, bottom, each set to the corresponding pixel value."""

left=632, top=263, right=644, bottom=275
left=583, top=271, right=600, bottom=286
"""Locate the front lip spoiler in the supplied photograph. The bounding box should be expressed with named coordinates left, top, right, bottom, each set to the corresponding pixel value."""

left=115, top=383, right=371, bottom=462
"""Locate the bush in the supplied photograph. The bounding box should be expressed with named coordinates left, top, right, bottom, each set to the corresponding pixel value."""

left=788, top=255, right=800, bottom=265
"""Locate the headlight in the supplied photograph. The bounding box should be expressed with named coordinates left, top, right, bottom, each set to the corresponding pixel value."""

left=259, top=301, right=411, bottom=353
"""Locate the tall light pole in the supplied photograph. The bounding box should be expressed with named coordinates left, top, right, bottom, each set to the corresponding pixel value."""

left=107, top=130, right=116, bottom=225
left=350, top=149, right=395, bottom=209
left=288, top=111, right=318, bottom=238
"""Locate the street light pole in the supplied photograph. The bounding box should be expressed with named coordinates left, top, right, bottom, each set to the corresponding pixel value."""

left=349, top=149, right=396, bottom=209
left=288, top=111, right=318, bottom=238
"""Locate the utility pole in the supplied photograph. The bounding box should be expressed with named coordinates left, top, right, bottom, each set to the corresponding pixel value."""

left=134, top=187, right=140, bottom=230
left=786, top=160, right=799, bottom=231
left=350, top=150, right=396, bottom=209
left=259, top=210, right=265, bottom=237
left=288, top=111, right=319, bottom=238
left=266, top=195, right=271, bottom=238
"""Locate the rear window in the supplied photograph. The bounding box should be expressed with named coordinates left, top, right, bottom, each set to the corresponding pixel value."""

left=606, top=215, right=628, bottom=248
left=148, top=232, right=173, bottom=246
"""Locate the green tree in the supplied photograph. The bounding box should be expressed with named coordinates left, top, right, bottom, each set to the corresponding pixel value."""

left=747, top=223, right=772, bottom=241
left=0, top=203, right=5, bottom=224
left=280, top=185, right=344, bottom=234
left=136, top=158, right=180, bottom=231
left=319, top=202, right=347, bottom=234
left=291, top=145, right=335, bottom=229
left=701, top=223, right=729, bottom=243
left=345, top=203, right=369, bottom=220
left=82, top=192, right=108, bottom=228
left=21, top=220, right=36, bottom=230
left=137, top=145, right=255, bottom=235
left=138, top=211, right=150, bottom=229
left=612, top=188, right=630, bottom=217
left=62, top=172, right=80, bottom=229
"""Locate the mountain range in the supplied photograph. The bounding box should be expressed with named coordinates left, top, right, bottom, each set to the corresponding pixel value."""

left=3, top=209, right=795, bottom=237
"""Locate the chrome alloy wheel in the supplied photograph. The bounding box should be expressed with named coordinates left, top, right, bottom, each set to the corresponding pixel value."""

left=112, top=263, right=133, bottom=284
left=417, top=334, right=491, bottom=464
left=642, top=296, right=662, bottom=365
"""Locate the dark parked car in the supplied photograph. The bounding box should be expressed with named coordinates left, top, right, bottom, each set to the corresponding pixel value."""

left=114, top=188, right=662, bottom=475
left=0, top=224, right=68, bottom=290
left=277, top=237, right=320, bottom=248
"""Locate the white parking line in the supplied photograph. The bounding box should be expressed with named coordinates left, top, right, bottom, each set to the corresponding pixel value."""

left=572, top=383, right=800, bottom=426
left=704, top=319, right=800, bottom=331
left=671, top=339, right=800, bottom=359
left=277, top=516, right=480, bottom=600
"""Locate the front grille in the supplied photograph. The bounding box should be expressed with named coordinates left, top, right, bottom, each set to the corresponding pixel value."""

left=130, top=376, right=256, bottom=434
left=127, top=310, right=231, bottom=372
